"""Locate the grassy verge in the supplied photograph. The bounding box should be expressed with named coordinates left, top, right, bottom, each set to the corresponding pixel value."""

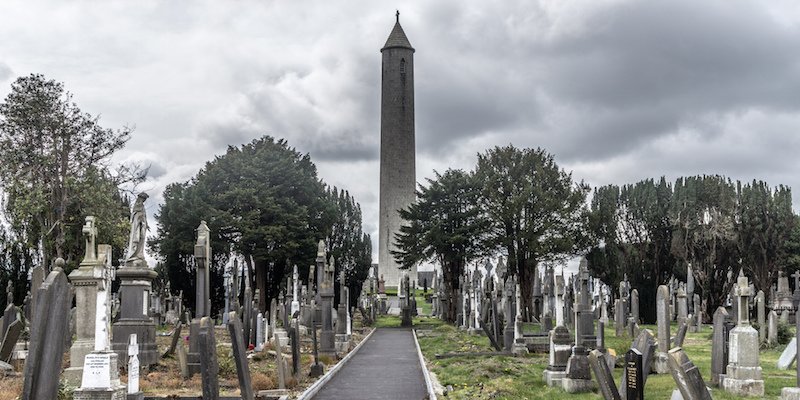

left=415, top=320, right=793, bottom=399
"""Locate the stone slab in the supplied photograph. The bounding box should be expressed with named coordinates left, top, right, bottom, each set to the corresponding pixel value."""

left=779, top=338, right=797, bottom=370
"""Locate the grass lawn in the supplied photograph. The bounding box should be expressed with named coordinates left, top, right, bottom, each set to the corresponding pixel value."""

left=412, top=319, right=794, bottom=399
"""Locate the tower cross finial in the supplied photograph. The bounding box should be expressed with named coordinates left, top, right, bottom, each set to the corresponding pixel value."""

left=396, top=10, right=400, bottom=23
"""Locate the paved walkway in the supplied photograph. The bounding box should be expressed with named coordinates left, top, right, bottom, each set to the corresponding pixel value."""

left=311, top=328, right=428, bottom=400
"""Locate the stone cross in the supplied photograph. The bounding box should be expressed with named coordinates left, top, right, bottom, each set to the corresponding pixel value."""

left=82, top=216, right=98, bottom=262
left=128, top=334, right=140, bottom=394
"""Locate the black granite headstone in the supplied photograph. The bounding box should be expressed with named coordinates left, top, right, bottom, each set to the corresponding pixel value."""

left=625, top=348, right=644, bottom=400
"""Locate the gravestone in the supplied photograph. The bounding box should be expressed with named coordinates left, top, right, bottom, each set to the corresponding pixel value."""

left=630, top=289, right=639, bottom=325
left=73, top=226, right=127, bottom=400
left=654, top=285, right=671, bottom=374
left=176, top=341, right=189, bottom=379
left=544, top=325, right=571, bottom=386
left=677, top=284, right=688, bottom=325
left=711, top=307, right=729, bottom=386
left=722, top=270, right=764, bottom=396
left=22, top=262, right=72, bottom=399
left=256, top=312, right=265, bottom=351
left=512, top=282, right=528, bottom=355
left=274, top=329, right=289, bottom=389
left=756, top=290, right=765, bottom=342
left=783, top=314, right=800, bottom=399
left=668, top=347, right=712, bottom=400
left=779, top=337, right=797, bottom=370
left=318, top=242, right=336, bottom=357
left=589, top=349, right=620, bottom=400
left=66, top=216, right=107, bottom=384
left=128, top=334, right=143, bottom=400
left=0, top=319, right=21, bottom=362
left=629, top=329, right=656, bottom=384
left=555, top=274, right=565, bottom=327
left=562, top=260, right=595, bottom=393
left=615, top=299, right=625, bottom=337
left=227, top=312, right=254, bottom=400
left=198, top=317, right=220, bottom=400
left=769, top=310, right=779, bottom=346
left=624, top=348, right=644, bottom=400
left=674, top=321, right=688, bottom=347
left=161, top=321, right=183, bottom=358
left=189, top=221, right=214, bottom=376
left=112, top=194, right=158, bottom=367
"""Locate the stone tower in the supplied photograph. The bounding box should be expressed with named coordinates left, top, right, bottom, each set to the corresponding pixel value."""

left=379, top=12, right=416, bottom=289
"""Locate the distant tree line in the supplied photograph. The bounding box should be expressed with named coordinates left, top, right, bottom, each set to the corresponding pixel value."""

left=588, top=176, right=797, bottom=323
left=394, top=146, right=798, bottom=325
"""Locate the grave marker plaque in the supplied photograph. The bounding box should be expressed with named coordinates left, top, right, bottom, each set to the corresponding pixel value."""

left=625, top=349, right=644, bottom=400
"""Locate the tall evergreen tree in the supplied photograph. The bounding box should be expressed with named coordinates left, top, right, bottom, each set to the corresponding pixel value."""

left=393, top=169, right=490, bottom=322
left=475, top=145, right=591, bottom=315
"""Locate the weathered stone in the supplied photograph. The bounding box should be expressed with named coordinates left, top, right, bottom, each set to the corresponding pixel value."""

left=667, top=347, right=712, bottom=400
left=674, top=321, right=688, bottom=347
left=756, top=290, right=765, bottom=342
left=654, top=285, right=670, bottom=374
left=161, top=321, right=182, bottom=358
left=22, top=266, right=72, bottom=400
left=589, top=349, right=620, bottom=400
left=779, top=338, right=798, bottom=370
left=770, top=310, right=779, bottom=346
left=615, top=299, right=625, bottom=337
left=630, top=289, right=639, bottom=325
left=630, top=329, right=657, bottom=383
left=0, top=319, right=21, bottom=362
left=722, top=270, right=764, bottom=397
left=544, top=325, right=571, bottom=387
left=227, top=312, right=254, bottom=400
left=711, top=307, right=729, bottom=387
left=198, top=317, right=219, bottom=400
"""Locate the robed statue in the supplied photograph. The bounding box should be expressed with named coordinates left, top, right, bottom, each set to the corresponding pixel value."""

left=126, top=192, right=149, bottom=266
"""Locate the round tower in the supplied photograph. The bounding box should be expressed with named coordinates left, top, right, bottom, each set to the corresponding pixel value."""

left=379, top=12, right=416, bottom=289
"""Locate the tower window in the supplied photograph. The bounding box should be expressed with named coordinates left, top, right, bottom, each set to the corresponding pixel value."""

left=400, top=59, right=406, bottom=75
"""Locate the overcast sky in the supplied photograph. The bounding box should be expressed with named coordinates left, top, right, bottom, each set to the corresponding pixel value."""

left=1, top=0, right=800, bottom=264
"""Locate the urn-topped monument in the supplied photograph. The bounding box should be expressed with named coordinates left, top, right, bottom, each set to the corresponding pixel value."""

left=112, top=192, right=158, bottom=366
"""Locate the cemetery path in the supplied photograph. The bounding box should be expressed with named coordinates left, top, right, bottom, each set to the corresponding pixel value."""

left=311, top=328, right=429, bottom=400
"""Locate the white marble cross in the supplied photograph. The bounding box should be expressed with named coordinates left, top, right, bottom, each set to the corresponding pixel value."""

left=128, top=334, right=140, bottom=394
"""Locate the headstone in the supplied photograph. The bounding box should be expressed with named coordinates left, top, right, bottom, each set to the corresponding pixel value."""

left=256, top=313, right=265, bottom=351
left=0, top=319, right=21, bottom=362
left=769, top=310, right=779, bottom=345
left=162, top=321, right=183, bottom=358
left=176, top=341, right=189, bottom=379
left=674, top=321, right=688, bottom=347
left=615, top=299, right=625, bottom=337
left=667, top=347, right=712, bottom=400
left=562, top=259, right=595, bottom=393
left=128, top=334, right=142, bottom=397
left=589, top=349, right=620, bottom=400
left=22, top=263, right=71, bottom=400
left=756, top=290, right=765, bottom=342
left=779, top=337, right=798, bottom=370
left=274, top=329, right=289, bottom=389
left=227, top=312, right=255, bottom=400
left=722, top=270, right=764, bottom=397
left=630, top=289, right=639, bottom=325
left=198, top=317, right=219, bottom=400
left=318, top=242, right=336, bottom=356
left=677, top=284, right=688, bottom=325
left=711, top=307, right=729, bottom=387
left=784, top=312, right=800, bottom=399
left=624, top=349, right=644, bottom=400
left=629, top=329, right=657, bottom=384
left=544, top=325, right=572, bottom=387
left=654, top=285, right=670, bottom=374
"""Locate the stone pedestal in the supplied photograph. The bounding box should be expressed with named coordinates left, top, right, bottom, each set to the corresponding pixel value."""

left=722, top=326, right=764, bottom=396
left=65, top=264, right=103, bottom=385
left=73, top=351, right=127, bottom=400
left=187, top=319, right=201, bottom=375
left=544, top=326, right=571, bottom=387
left=111, top=267, right=158, bottom=367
